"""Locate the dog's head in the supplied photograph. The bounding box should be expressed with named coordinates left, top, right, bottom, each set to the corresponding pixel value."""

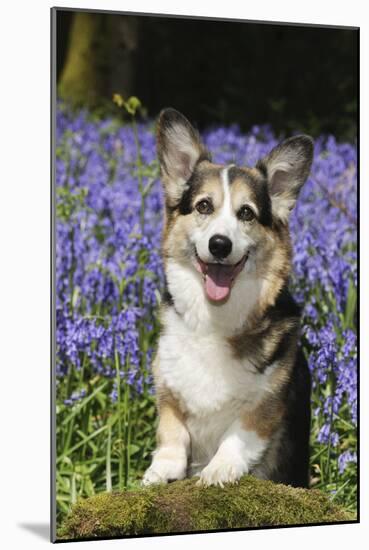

left=157, top=108, right=313, bottom=307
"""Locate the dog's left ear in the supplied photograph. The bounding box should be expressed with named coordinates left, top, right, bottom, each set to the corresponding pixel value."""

left=256, top=135, right=314, bottom=222
left=157, top=108, right=210, bottom=205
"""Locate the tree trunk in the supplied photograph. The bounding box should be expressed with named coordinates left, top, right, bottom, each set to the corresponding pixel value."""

left=58, top=12, right=139, bottom=106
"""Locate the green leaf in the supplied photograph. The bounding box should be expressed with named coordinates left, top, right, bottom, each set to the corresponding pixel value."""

left=128, top=444, right=140, bottom=457
left=344, top=279, right=357, bottom=329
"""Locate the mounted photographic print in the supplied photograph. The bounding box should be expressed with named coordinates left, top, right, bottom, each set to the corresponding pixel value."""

left=51, top=7, right=359, bottom=542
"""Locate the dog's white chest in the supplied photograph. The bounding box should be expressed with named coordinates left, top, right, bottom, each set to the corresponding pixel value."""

left=157, top=308, right=274, bottom=469
left=157, top=309, right=268, bottom=417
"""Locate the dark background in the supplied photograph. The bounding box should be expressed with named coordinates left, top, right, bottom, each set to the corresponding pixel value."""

left=56, top=10, right=358, bottom=140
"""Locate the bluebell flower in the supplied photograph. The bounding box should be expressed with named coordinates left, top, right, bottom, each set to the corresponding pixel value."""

left=338, top=451, right=357, bottom=474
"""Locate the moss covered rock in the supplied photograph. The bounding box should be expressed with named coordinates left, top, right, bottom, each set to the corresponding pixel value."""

left=59, top=476, right=353, bottom=540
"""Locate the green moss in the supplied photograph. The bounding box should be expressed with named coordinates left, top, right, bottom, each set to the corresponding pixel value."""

left=58, top=476, right=354, bottom=540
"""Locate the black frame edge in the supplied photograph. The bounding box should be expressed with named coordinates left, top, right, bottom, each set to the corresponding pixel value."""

left=51, top=6, right=57, bottom=544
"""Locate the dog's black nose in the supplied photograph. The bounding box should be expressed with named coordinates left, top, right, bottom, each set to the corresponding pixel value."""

left=209, top=234, right=233, bottom=259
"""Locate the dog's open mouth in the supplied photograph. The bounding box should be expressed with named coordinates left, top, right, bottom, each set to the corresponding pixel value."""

left=195, top=253, right=249, bottom=302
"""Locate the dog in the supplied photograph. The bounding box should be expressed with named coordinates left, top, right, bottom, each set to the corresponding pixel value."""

left=142, top=108, right=313, bottom=489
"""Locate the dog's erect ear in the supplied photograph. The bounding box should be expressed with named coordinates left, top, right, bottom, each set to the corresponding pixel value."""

left=256, top=135, right=314, bottom=222
left=157, top=108, right=210, bottom=205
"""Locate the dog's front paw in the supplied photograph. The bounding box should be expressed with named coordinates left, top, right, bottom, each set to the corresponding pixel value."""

left=142, top=466, right=166, bottom=486
left=142, top=454, right=187, bottom=486
left=197, top=458, right=247, bottom=488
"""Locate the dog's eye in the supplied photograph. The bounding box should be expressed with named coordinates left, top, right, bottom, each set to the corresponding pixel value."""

left=196, top=199, right=213, bottom=215
left=238, top=205, right=255, bottom=222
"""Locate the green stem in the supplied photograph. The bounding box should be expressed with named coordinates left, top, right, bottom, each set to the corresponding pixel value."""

left=68, top=227, right=76, bottom=315
left=123, top=356, right=132, bottom=489
left=131, top=116, right=145, bottom=309
left=326, top=367, right=336, bottom=483
left=106, top=422, right=112, bottom=492
left=131, top=116, right=145, bottom=231
left=114, top=349, right=124, bottom=490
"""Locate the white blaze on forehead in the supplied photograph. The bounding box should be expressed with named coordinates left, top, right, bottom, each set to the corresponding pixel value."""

left=221, top=166, right=233, bottom=213
left=217, top=165, right=238, bottom=235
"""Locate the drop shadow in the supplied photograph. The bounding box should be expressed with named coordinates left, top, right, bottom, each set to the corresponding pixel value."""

left=18, top=523, right=50, bottom=541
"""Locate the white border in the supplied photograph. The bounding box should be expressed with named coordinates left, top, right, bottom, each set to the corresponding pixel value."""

left=0, top=1, right=365, bottom=548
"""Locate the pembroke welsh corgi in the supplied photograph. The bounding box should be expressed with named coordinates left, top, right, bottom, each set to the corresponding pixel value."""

left=143, top=108, right=313, bottom=488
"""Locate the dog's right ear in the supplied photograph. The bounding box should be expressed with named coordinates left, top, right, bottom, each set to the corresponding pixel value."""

left=157, top=108, right=210, bottom=205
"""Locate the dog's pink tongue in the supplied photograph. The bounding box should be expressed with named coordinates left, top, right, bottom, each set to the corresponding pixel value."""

left=205, top=264, right=234, bottom=302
